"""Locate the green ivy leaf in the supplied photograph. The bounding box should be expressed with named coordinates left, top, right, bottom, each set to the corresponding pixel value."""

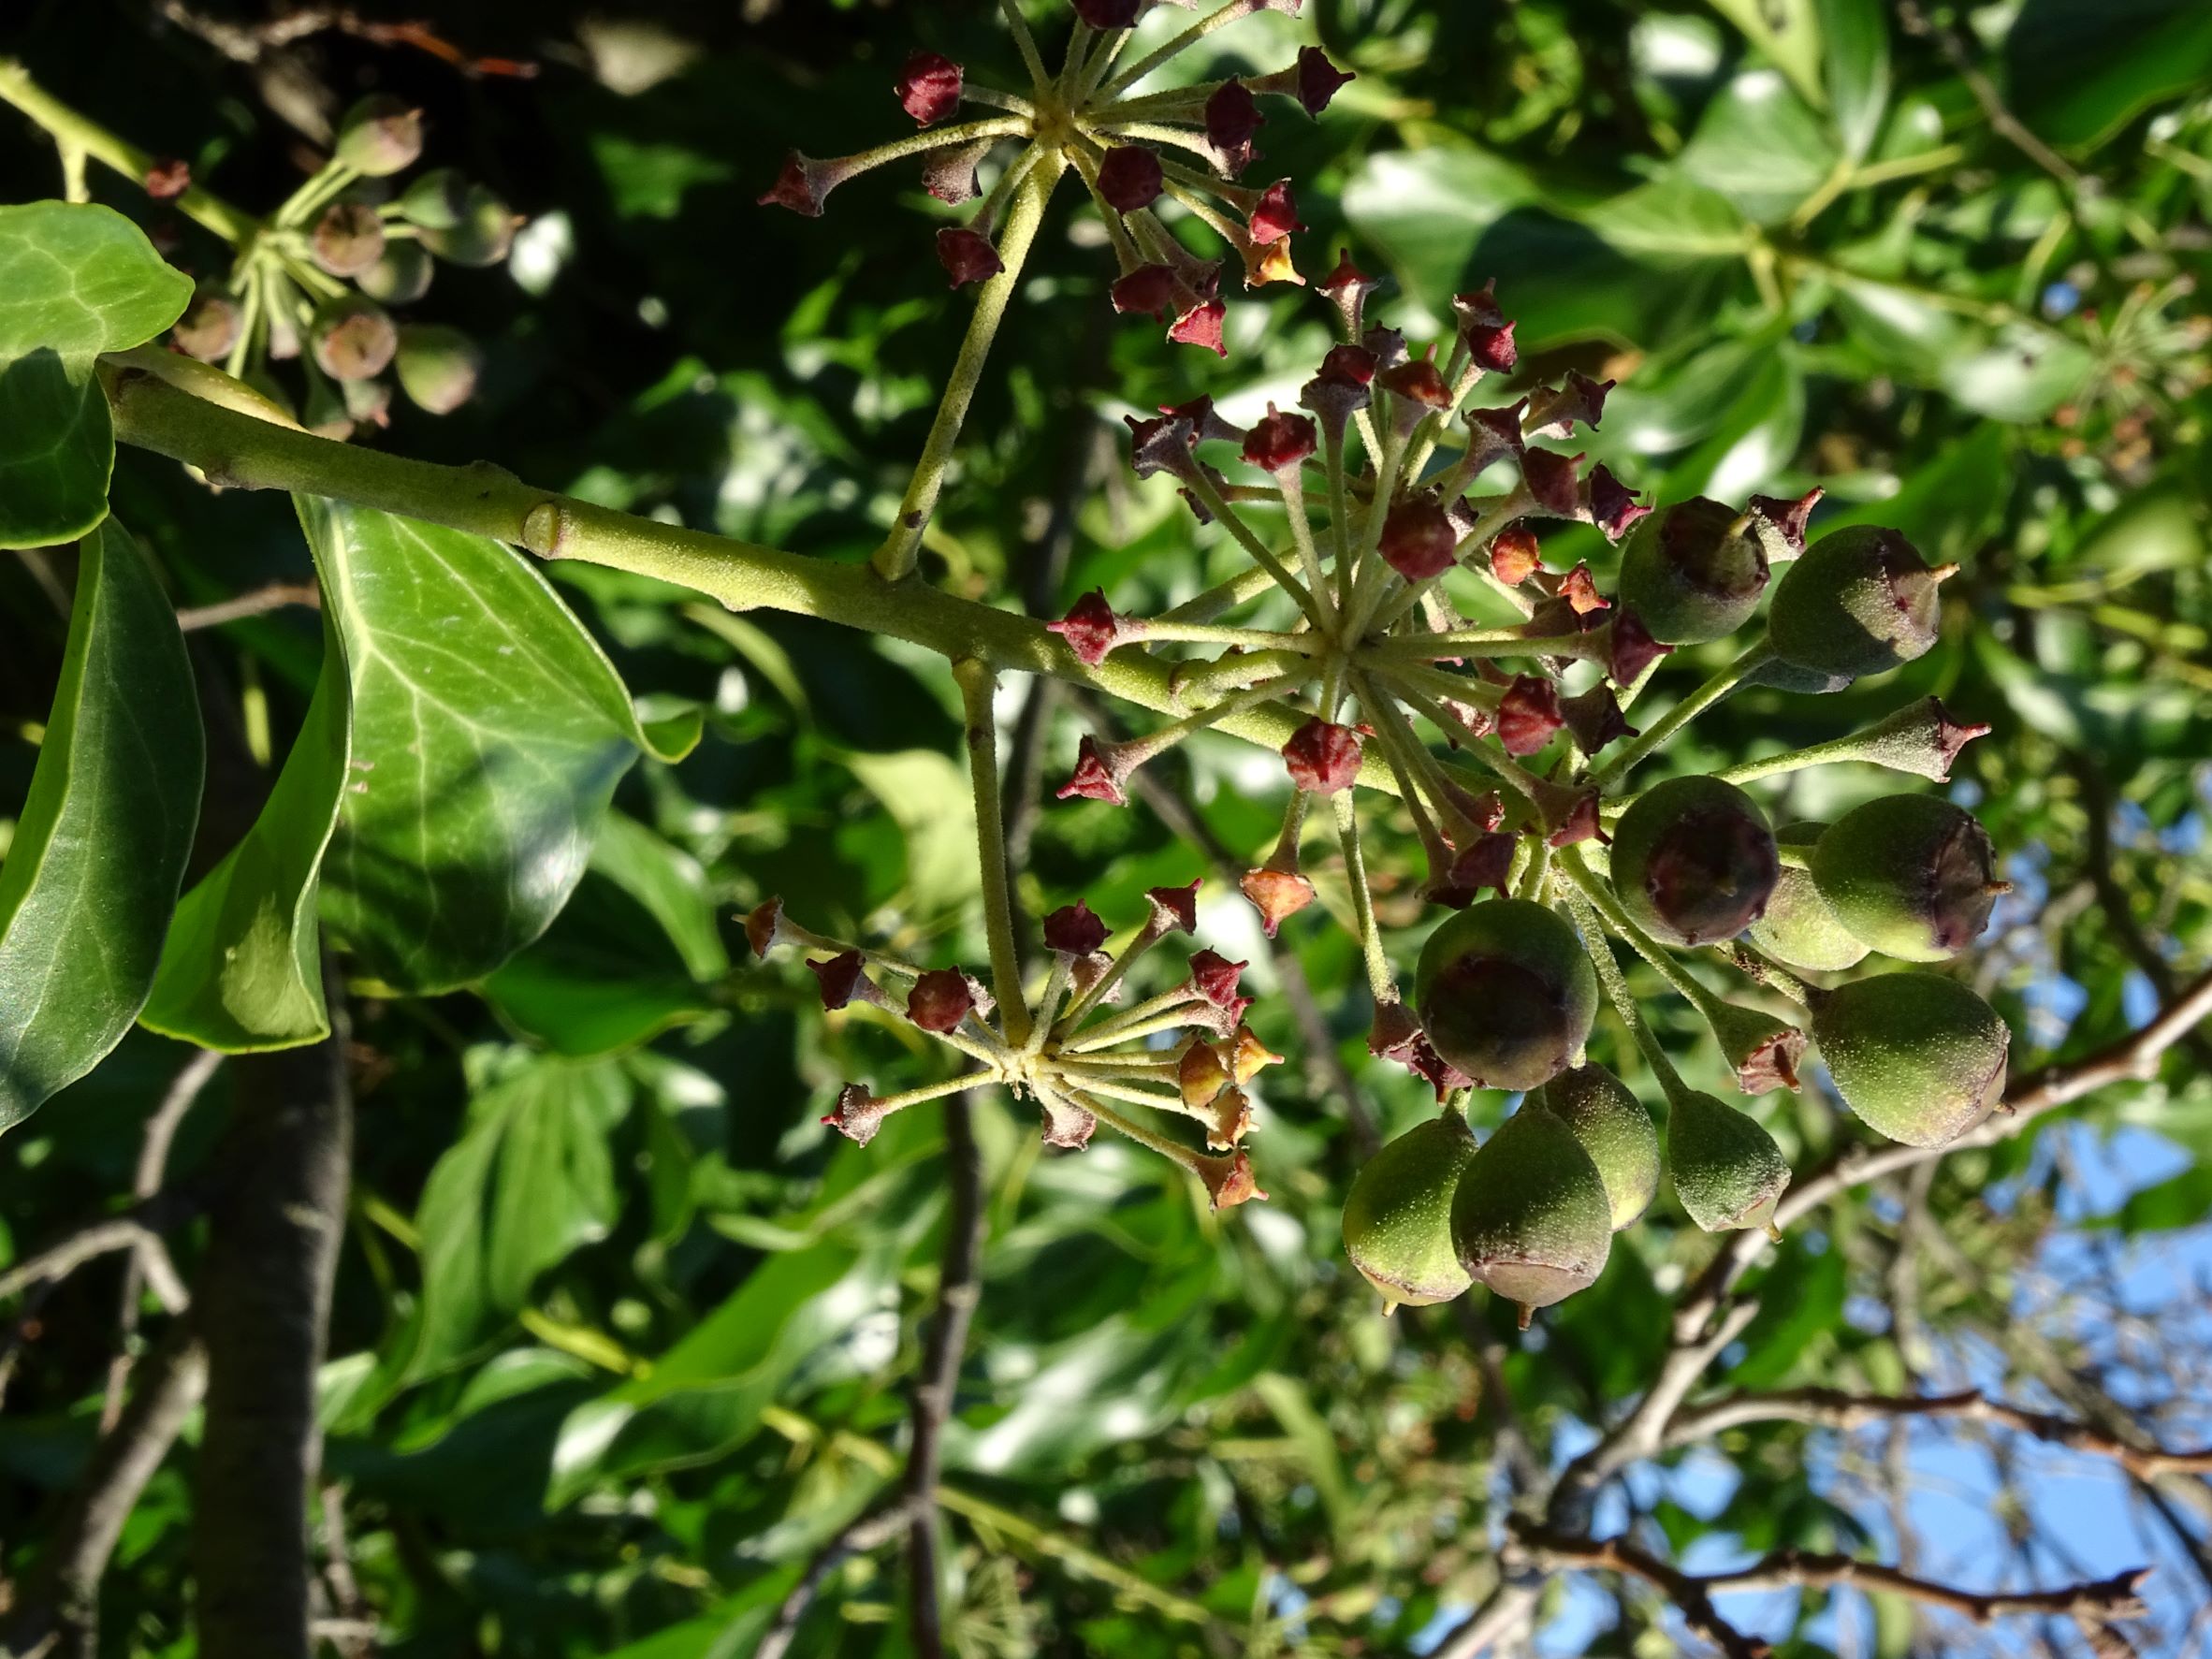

left=410, top=1053, right=631, bottom=1377
left=0, top=519, right=203, bottom=1130
left=1678, top=70, right=1841, bottom=225
left=140, top=610, right=351, bottom=1051
left=0, top=201, right=192, bottom=548
left=1817, top=0, right=1890, bottom=162
left=298, top=497, right=685, bottom=994
left=1703, top=0, right=1827, bottom=111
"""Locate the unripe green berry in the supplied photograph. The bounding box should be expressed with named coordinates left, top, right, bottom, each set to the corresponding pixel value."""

left=1610, top=776, right=1779, bottom=947
left=1526, top=1065, right=1658, bottom=1230
left=342, top=375, right=393, bottom=428
left=336, top=94, right=424, bottom=177
left=310, top=200, right=386, bottom=278
left=357, top=240, right=434, bottom=304
left=172, top=286, right=240, bottom=361
left=1768, top=525, right=1955, bottom=685
left=1415, top=898, right=1598, bottom=1091
left=1812, top=795, right=2002, bottom=962
left=1749, top=823, right=1869, bottom=973
left=300, top=375, right=354, bottom=443
left=395, top=325, right=484, bottom=415
left=1342, top=1113, right=1478, bottom=1310
left=420, top=184, right=518, bottom=268
left=398, top=167, right=470, bottom=229
left=310, top=295, right=398, bottom=381
left=1668, top=1090, right=1791, bottom=1235
left=1450, top=1104, right=1613, bottom=1325
left=1616, top=498, right=1770, bottom=645
left=1810, top=973, right=2009, bottom=1147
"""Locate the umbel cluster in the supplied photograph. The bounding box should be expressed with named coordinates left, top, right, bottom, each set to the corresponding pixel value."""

left=169, top=95, right=513, bottom=435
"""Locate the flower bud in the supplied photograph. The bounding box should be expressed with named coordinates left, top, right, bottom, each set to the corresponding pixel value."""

left=895, top=51, right=963, bottom=125
left=1379, top=500, right=1456, bottom=581
left=1292, top=46, right=1355, bottom=114
left=1240, top=866, right=1314, bottom=937
left=1179, top=1040, right=1230, bottom=1108
left=1668, top=1091, right=1791, bottom=1234
left=1317, top=247, right=1382, bottom=337
left=1247, top=180, right=1302, bottom=245
left=1043, top=900, right=1111, bottom=957
left=1243, top=404, right=1317, bottom=473
left=336, top=95, right=424, bottom=177
left=1147, top=880, right=1201, bottom=935
left=1056, top=735, right=1132, bottom=806
left=1282, top=719, right=1363, bottom=793
left=1415, top=898, right=1598, bottom=1091
left=1047, top=589, right=1131, bottom=665
left=310, top=200, right=386, bottom=277
left=1451, top=1104, right=1613, bottom=1323
left=1810, top=973, right=2009, bottom=1147
left=823, top=1084, right=891, bottom=1146
left=172, top=286, right=240, bottom=361
left=1490, top=526, right=1541, bottom=585
left=1205, top=80, right=1264, bottom=176
left=1496, top=676, right=1564, bottom=757
left=1076, top=0, right=1142, bottom=23
left=1098, top=146, right=1165, bottom=211
left=1168, top=298, right=1227, bottom=357
left=936, top=226, right=1004, bottom=287
left=1198, top=1146, right=1268, bottom=1211
left=1527, top=1064, right=1659, bottom=1230
left=1616, top=497, right=1771, bottom=646
left=908, top=968, right=978, bottom=1033
left=394, top=324, right=482, bottom=414
left=1559, top=684, right=1635, bottom=756
left=357, top=240, right=434, bottom=304
left=420, top=184, right=519, bottom=267
left=311, top=294, right=399, bottom=381
left=1811, top=795, right=2002, bottom=962
left=1343, top=1113, right=1478, bottom=1310
left=1187, top=949, right=1247, bottom=1007
left=1609, top=776, right=1779, bottom=947
left=807, top=950, right=881, bottom=1011
left=1588, top=464, right=1652, bottom=543
left=1768, top=525, right=1955, bottom=685
left=1603, top=607, right=1674, bottom=687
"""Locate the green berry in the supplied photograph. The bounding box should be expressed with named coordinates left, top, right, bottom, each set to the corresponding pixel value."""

left=1526, top=1064, right=1658, bottom=1230
left=420, top=184, right=518, bottom=267
left=1768, top=525, right=1955, bottom=686
left=1668, top=1090, right=1791, bottom=1235
left=1749, top=824, right=1870, bottom=973
left=342, top=375, right=392, bottom=428
left=1616, top=498, right=1770, bottom=645
left=300, top=375, right=354, bottom=442
left=1610, top=776, right=1779, bottom=947
left=310, top=200, right=386, bottom=278
left=357, top=240, right=434, bottom=305
left=310, top=295, right=398, bottom=381
left=1812, top=795, right=2002, bottom=962
left=1342, top=1113, right=1478, bottom=1310
left=336, top=95, right=424, bottom=177
left=1450, top=1104, right=1613, bottom=1325
left=1810, top=973, right=2010, bottom=1147
left=1415, top=898, right=1598, bottom=1091
left=395, top=325, right=484, bottom=415
left=171, top=286, right=240, bottom=362
left=398, top=167, right=470, bottom=229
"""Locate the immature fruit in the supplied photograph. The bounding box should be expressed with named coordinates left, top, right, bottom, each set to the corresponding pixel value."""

left=1450, top=1104, right=1612, bottom=1325
left=310, top=295, right=398, bottom=381
left=395, top=325, right=483, bottom=414
left=172, top=287, right=240, bottom=361
left=336, top=94, right=424, bottom=176
left=1811, top=794, right=2001, bottom=962
left=1810, top=973, right=2009, bottom=1147
left=1749, top=823, right=1869, bottom=973
left=357, top=240, right=434, bottom=304
left=398, top=167, right=470, bottom=229
left=1415, top=899, right=1598, bottom=1091
left=1668, top=1090, right=1792, bottom=1235
left=420, top=184, right=518, bottom=267
left=310, top=200, right=386, bottom=278
left=1341, top=1113, right=1479, bottom=1310
left=1616, top=497, right=1769, bottom=645
left=1527, top=1065, right=1658, bottom=1230
left=1768, top=525, right=1953, bottom=685
left=1610, top=776, right=1779, bottom=947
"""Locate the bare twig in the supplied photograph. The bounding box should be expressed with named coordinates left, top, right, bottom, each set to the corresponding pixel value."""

left=106, top=1048, right=223, bottom=1428
left=0, top=1204, right=186, bottom=1303
left=175, top=580, right=320, bottom=632
left=1514, top=1526, right=1770, bottom=1658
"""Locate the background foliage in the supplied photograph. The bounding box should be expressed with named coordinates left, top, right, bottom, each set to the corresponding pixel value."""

left=3, top=1, right=2210, bottom=1654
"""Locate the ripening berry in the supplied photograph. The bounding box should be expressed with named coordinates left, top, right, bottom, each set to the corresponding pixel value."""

left=1810, top=973, right=2010, bottom=1147
left=1616, top=497, right=1770, bottom=645
left=1098, top=146, right=1165, bottom=212
left=1811, top=795, right=2002, bottom=962
left=1767, top=525, right=1955, bottom=685
left=1341, top=1113, right=1478, bottom=1310
left=1451, top=1104, right=1613, bottom=1325
left=420, top=184, right=518, bottom=267
left=310, top=201, right=386, bottom=278
left=1415, top=898, right=1598, bottom=1091
left=172, top=287, right=240, bottom=361
left=1378, top=500, right=1456, bottom=581
left=357, top=240, right=434, bottom=304
left=311, top=295, right=399, bottom=381
left=895, top=51, right=963, bottom=126
left=335, top=95, right=424, bottom=177
left=1526, top=1065, right=1658, bottom=1230
left=1610, top=776, right=1779, bottom=947
left=394, top=325, right=483, bottom=414
left=1668, top=1090, right=1792, bottom=1235
left=907, top=968, right=977, bottom=1033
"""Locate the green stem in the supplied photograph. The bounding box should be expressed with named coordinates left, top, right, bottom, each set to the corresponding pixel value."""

left=997, top=0, right=1052, bottom=92
left=874, top=157, right=1060, bottom=581
left=1063, top=987, right=1204, bottom=1052
left=953, top=659, right=1031, bottom=1046
left=1560, top=853, right=1733, bottom=1034
left=103, top=366, right=1410, bottom=796
left=0, top=59, right=261, bottom=242
left=1589, top=640, right=1773, bottom=788
left=1178, top=470, right=1329, bottom=632
left=1096, top=0, right=1259, bottom=100
left=1333, top=786, right=1400, bottom=1007
left=1557, top=874, right=1690, bottom=1108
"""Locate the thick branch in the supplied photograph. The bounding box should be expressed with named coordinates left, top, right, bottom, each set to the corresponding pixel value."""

left=195, top=1004, right=351, bottom=1659
left=105, top=368, right=1404, bottom=797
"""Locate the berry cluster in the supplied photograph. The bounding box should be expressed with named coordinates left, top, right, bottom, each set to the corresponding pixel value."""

left=746, top=883, right=1274, bottom=1210
left=168, top=95, right=512, bottom=435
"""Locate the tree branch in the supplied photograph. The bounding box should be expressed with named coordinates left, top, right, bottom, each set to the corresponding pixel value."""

left=1513, top=1526, right=1770, bottom=1658
left=175, top=580, right=321, bottom=632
